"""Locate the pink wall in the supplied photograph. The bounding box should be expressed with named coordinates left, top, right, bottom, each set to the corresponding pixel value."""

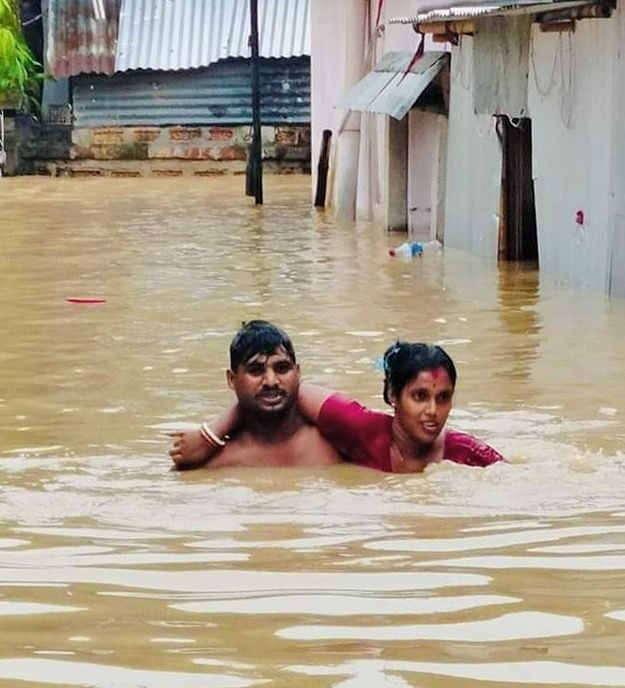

left=310, top=0, right=368, bottom=203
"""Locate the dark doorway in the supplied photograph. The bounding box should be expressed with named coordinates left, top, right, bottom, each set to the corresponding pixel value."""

left=496, top=116, right=539, bottom=263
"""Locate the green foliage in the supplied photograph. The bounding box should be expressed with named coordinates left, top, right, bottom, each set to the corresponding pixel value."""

left=0, top=0, right=42, bottom=110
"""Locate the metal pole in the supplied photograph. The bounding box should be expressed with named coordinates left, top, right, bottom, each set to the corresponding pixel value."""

left=0, top=110, right=5, bottom=177
left=248, top=0, right=263, bottom=204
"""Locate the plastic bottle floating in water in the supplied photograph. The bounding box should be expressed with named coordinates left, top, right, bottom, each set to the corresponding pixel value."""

left=388, top=241, right=423, bottom=258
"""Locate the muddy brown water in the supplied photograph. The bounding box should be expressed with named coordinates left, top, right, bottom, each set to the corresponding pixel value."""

left=2, top=175, right=625, bottom=687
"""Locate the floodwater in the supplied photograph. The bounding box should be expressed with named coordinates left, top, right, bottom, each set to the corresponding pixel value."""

left=2, top=175, right=625, bottom=688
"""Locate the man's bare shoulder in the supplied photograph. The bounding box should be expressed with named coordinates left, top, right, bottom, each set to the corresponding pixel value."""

left=205, top=421, right=341, bottom=468
left=277, top=421, right=342, bottom=466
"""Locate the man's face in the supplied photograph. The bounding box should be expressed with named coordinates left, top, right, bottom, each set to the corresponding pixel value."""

left=227, top=346, right=300, bottom=417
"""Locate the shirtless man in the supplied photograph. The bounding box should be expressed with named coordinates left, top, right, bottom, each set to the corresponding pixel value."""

left=168, top=320, right=341, bottom=470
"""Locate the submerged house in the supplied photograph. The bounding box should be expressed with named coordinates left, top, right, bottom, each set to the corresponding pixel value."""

left=39, top=0, right=311, bottom=176
left=310, top=0, right=450, bottom=238
left=391, top=0, right=625, bottom=296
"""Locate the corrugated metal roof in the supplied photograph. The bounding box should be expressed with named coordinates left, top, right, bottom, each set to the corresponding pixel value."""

left=72, top=56, right=310, bottom=126
left=115, top=0, right=310, bottom=72
left=44, top=0, right=121, bottom=78
left=390, top=0, right=595, bottom=23
left=338, top=51, right=447, bottom=121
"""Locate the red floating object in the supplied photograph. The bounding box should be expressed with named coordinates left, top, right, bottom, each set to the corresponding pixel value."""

left=66, top=298, right=107, bottom=304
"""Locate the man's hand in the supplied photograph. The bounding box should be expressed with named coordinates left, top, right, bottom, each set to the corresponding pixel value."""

left=168, top=429, right=213, bottom=470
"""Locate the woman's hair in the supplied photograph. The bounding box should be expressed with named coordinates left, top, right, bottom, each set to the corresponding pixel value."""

left=382, top=342, right=457, bottom=405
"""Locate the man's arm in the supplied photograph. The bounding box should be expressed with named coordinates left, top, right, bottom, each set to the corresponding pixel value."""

left=168, top=404, right=240, bottom=470
left=297, top=384, right=335, bottom=424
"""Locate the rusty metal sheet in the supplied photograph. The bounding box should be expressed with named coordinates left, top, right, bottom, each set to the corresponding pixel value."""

left=44, top=0, right=121, bottom=78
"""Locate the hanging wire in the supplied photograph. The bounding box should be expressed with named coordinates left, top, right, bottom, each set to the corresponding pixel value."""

left=398, top=32, right=425, bottom=84
left=530, top=32, right=560, bottom=96
left=530, top=32, right=576, bottom=129
left=22, top=13, right=42, bottom=27
left=559, top=31, right=576, bottom=128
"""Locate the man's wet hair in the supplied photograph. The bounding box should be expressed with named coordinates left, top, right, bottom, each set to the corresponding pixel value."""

left=382, top=341, right=457, bottom=405
left=229, top=320, right=296, bottom=371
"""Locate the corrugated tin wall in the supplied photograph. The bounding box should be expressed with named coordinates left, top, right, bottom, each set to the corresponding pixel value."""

left=72, top=57, right=310, bottom=127
left=44, top=0, right=121, bottom=77
left=116, top=0, right=310, bottom=72
left=44, top=0, right=310, bottom=78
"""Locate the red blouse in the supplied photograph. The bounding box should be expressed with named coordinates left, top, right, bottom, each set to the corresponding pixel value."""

left=318, top=393, right=504, bottom=472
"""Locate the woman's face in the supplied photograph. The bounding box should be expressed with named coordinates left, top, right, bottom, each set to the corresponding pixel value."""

left=391, top=367, right=454, bottom=445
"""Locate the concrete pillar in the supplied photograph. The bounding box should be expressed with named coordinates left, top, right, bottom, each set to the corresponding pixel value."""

left=310, top=0, right=367, bottom=214
left=407, top=110, right=448, bottom=241
left=433, top=114, right=448, bottom=243
left=386, top=115, right=408, bottom=231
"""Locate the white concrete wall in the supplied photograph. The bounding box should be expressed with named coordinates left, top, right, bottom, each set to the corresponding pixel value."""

left=383, top=0, right=432, bottom=51
left=442, top=14, right=625, bottom=294
left=444, top=37, right=502, bottom=258
left=310, top=0, right=367, bottom=207
left=408, top=109, right=443, bottom=239
left=608, top=9, right=625, bottom=297
left=366, top=0, right=417, bottom=224
left=387, top=115, right=408, bottom=230
left=528, top=19, right=616, bottom=291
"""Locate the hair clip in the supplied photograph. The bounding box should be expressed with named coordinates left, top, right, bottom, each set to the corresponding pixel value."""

left=373, top=356, right=385, bottom=372
left=383, top=343, right=402, bottom=369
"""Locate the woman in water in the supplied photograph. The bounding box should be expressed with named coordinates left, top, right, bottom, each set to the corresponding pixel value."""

left=296, top=341, right=504, bottom=472
left=169, top=341, right=504, bottom=472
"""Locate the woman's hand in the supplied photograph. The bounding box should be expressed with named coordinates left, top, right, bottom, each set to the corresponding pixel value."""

left=167, top=403, right=241, bottom=470
left=168, top=429, right=214, bottom=470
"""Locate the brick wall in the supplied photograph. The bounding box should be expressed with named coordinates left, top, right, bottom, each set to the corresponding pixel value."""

left=4, top=120, right=311, bottom=177
left=66, top=124, right=311, bottom=177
